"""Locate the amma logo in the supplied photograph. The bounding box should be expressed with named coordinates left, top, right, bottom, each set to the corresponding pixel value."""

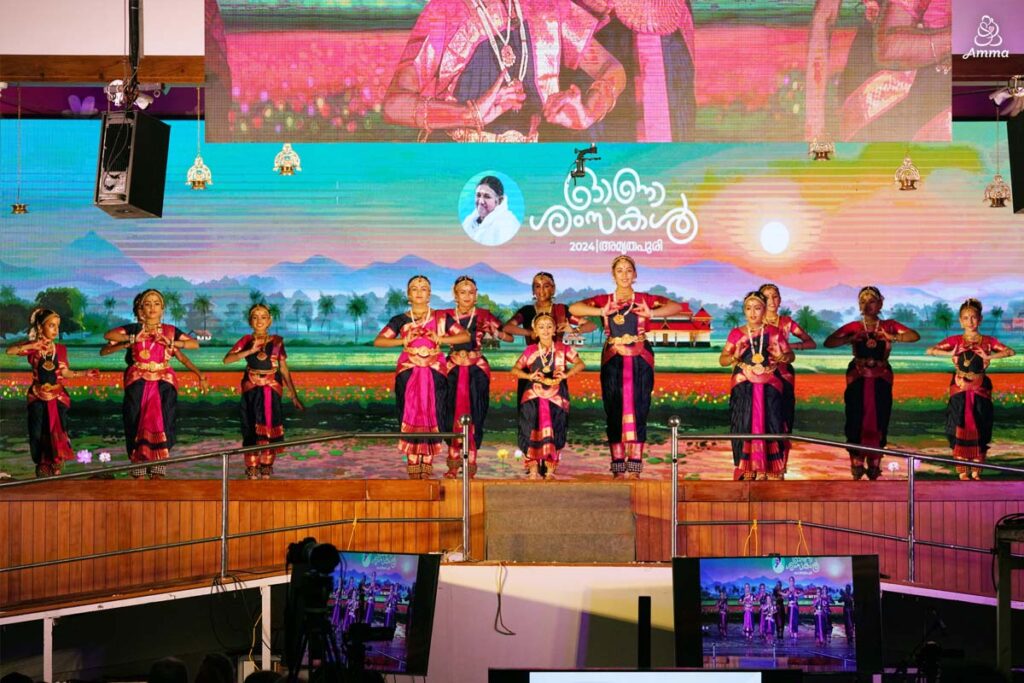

left=963, top=14, right=1009, bottom=58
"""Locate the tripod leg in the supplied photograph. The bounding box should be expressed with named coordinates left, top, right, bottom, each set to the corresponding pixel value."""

left=287, top=633, right=308, bottom=683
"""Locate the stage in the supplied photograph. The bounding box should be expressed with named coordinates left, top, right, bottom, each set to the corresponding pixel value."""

left=2, top=479, right=1022, bottom=610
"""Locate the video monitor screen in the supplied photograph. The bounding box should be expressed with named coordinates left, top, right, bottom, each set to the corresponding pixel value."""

left=489, top=670, right=802, bottom=683
left=673, top=556, right=881, bottom=673
left=205, top=0, right=950, bottom=142
left=330, top=551, right=441, bottom=675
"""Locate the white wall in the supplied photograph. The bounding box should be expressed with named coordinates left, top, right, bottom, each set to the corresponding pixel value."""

left=0, top=0, right=204, bottom=56
left=424, top=564, right=676, bottom=683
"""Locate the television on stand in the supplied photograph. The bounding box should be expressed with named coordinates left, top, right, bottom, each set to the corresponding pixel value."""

left=673, top=555, right=881, bottom=674
left=329, top=551, right=441, bottom=677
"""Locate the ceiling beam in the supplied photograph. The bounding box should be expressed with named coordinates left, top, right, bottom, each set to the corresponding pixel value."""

left=0, top=55, right=204, bottom=84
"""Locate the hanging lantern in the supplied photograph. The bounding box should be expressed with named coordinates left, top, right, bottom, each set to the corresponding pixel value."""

left=895, top=156, right=920, bottom=191
left=186, top=155, right=213, bottom=190
left=808, top=139, right=835, bottom=161
left=984, top=174, right=1011, bottom=207
left=984, top=104, right=1010, bottom=207
left=186, top=87, right=212, bottom=190
left=273, top=143, right=301, bottom=175
left=10, top=85, right=28, bottom=214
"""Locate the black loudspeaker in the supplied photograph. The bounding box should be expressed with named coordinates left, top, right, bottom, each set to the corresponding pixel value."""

left=1008, top=111, right=1024, bottom=214
left=95, top=110, right=170, bottom=218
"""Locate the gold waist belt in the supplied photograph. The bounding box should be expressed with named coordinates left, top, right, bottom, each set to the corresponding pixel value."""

left=449, top=128, right=539, bottom=143
left=956, top=370, right=983, bottom=382
left=607, top=334, right=646, bottom=345
left=134, top=362, right=170, bottom=372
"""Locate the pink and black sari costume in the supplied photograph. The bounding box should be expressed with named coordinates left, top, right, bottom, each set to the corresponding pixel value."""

left=442, top=307, right=503, bottom=476
left=840, top=0, right=951, bottom=141
left=813, top=593, right=831, bottom=644
left=741, top=593, right=755, bottom=638
left=835, top=319, right=912, bottom=477
left=378, top=311, right=464, bottom=477
left=395, top=0, right=600, bottom=142
left=117, top=323, right=190, bottom=467
left=785, top=586, right=801, bottom=637
left=229, top=334, right=289, bottom=472
left=508, top=302, right=586, bottom=402
left=773, top=315, right=809, bottom=467
left=580, top=292, right=669, bottom=474
left=514, top=342, right=580, bottom=469
left=23, top=345, right=74, bottom=476
left=931, top=334, right=1010, bottom=476
left=575, top=0, right=696, bottom=141
left=716, top=595, right=729, bottom=636
left=723, top=325, right=791, bottom=480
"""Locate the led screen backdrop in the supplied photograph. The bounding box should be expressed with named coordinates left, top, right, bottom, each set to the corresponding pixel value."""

left=205, top=0, right=952, bottom=143
left=0, top=121, right=1019, bottom=480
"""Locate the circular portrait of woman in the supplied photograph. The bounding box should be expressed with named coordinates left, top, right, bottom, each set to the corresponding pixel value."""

left=458, top=171, right=525, bottom=247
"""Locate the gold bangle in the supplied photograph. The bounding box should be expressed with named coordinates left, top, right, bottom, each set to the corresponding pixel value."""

left=585, top=78, right=619, bottom=122
left=415, top=97, right=433, bottom=143
left=466, top=99, right=484, bottom=131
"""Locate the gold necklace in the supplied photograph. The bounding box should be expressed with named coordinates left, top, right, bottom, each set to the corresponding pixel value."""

left=538, top=342, right=554, bottom=373
left=862, top=317, right=880, bottom=348
left=747, top=324, right=766, bottom=370
left=253, top=334, right=270, bottom=361
left=472, top=0, right=528, bottom=83
left=456, top=306, right=476, bottom=332
left=612, top=292, right=635, bottom=326
left=409, top=307, right=431, bottom=327
left=40, top=340, right=57, bottom=371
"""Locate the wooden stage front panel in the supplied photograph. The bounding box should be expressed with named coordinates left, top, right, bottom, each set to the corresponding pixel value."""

left=1, top=480, right=1021, bottom=609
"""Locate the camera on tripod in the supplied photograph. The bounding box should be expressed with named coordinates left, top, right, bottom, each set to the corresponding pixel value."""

left=285, top=538, right=400, bottom=683
left=570, top=143, right=599, bottom=184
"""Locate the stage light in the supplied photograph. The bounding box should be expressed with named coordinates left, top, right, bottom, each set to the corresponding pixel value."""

left=103, top=80, right=164, bottom=111
left=104, top=79, right=127, bottom=107
left=895, top=155, right=920, bottom=191
left=274, top=143, right=302, bottom=175
left=570, top=143, right=599, bottom=185
left=808, top=139, right=835, bottom=161
left=990, top=76, right=1024, bottom=119
left=186, top=87, right=212, bottom=190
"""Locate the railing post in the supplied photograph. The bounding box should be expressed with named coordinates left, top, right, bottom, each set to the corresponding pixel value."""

left=668, top=416, right=681, bottom=558
left=460, top=414, right=472, bottom=561
left=907, top=454, right=916, bottom=583
left=220, top=452, right=229, bottom=580
left=43, top=616, right=54, bottom=683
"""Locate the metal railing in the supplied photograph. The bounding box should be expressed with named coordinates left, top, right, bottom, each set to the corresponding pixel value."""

left=3, top=415, right=1023, bottom=587
left=665, top=416, right=1024, bottom=582
left=0, top=417, right=475, bottom=576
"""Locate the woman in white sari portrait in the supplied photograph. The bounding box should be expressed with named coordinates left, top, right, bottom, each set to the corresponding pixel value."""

left=461, top=175, right=522, bottom=247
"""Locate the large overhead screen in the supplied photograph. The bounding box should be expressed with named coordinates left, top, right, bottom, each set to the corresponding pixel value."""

left=205, top=0, right=951, bottom=143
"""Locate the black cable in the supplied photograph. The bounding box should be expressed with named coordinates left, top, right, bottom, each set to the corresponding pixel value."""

left=493, top=563, right=516, bottom=636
